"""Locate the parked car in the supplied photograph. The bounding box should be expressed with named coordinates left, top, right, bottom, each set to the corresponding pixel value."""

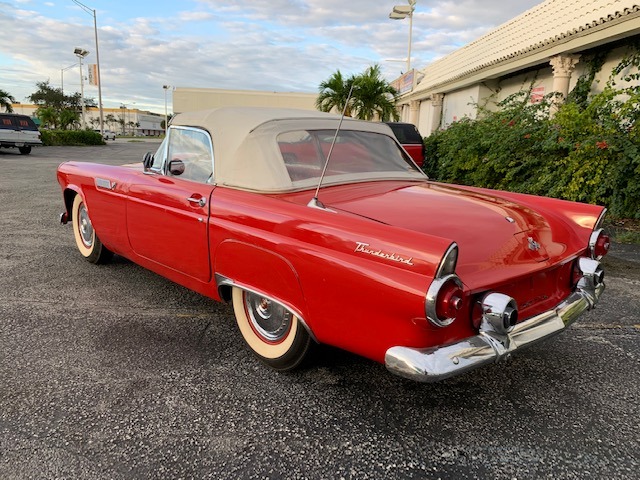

left=0, top=113, right=42, bottom=155
left=385, top=121, right=425, bottom=167
left=94, top=129, right=116, bottom=141
left=57, top=107, right=609, bottom=381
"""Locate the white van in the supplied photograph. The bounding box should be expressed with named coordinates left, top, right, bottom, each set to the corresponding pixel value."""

left=0, top=114, right=43, bottom=155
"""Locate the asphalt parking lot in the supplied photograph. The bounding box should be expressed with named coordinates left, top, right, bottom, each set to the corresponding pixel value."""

left=1, top=143, right=639, bottom=479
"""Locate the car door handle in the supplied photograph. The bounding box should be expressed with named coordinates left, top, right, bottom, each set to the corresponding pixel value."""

left=187, top=196, right=207, bottom=207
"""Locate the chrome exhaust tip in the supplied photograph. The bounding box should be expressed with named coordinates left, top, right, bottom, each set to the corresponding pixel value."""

left=578, top=257, right=604, bottom=287
left=481, top=292, right=518, bottom=334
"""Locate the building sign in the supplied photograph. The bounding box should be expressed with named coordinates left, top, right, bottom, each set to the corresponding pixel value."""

left=391, top=70, right=415, bottom=95
left=530, top=86, right=545, bottom=103
left=87, top=64, right=99, bottom=86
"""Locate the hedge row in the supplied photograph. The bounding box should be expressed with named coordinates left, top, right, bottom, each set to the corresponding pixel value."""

left=423, top=48, right=640, bottom=220
left=40, top=129, right=105, bottom=146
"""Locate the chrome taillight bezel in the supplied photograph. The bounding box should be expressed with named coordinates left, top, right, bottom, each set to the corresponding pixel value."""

left=426, top=243, right=463, bottom=328
left=589, top=228, right=610, bottom=260
left=426, top=274, right=463, bottom=327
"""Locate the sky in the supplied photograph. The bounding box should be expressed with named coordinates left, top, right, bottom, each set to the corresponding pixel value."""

left=0, top=0, right=542, bottom=114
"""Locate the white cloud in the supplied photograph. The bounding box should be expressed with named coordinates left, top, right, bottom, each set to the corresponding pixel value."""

left=0, top=0, right=541, bottom=112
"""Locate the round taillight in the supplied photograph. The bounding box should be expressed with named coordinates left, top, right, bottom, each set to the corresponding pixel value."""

left=435, top=279, right=464, bottom=320
left=594, top=232, right=610, bottom=258
left=589, top=228, right=610, bottom=259
left=426, top=274, right=464, bottom=327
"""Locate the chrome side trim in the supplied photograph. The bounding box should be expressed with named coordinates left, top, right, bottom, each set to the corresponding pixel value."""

left=385, top=257, right=604, bottom=382
left=435, top=242, right=458, bottom=278
left=594, top=207, right=607, bottom=230
left=214, top=274, right=317, bottom=343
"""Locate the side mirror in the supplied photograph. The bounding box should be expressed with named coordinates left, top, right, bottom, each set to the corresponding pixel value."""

left=168, top=159, right=185, bottom=176
left=142, top=152, right=154, bottom=170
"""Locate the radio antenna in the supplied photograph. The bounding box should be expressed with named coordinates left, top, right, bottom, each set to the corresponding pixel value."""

left=308, top=83, right=355, bottom=210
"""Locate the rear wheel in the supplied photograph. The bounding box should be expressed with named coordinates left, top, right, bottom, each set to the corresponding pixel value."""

left=18, top=146, right=31, bottom=155
left=71, top=194, right=112, bottom=264
left=232, top=287, right=312, bottom=371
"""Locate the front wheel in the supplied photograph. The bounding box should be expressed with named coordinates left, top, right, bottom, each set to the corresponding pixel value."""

left=232, top=287, right=312, bottom=371
left=71, top=194, right=113, bottom=264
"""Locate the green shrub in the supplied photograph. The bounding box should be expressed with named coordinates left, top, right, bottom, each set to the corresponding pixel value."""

left=40, top=129, right=105, bottom=146
left=424, top=48, right=640, bottom=220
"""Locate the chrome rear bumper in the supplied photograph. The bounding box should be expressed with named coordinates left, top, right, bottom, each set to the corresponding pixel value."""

left=385, top=261, right=605, bottom=382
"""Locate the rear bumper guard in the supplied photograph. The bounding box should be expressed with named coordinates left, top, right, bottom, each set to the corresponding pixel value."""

left=385, top=259, right=605, bottom=382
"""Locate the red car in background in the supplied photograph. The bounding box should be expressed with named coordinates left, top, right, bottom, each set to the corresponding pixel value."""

left=57, top=107, right=609, bottom=382
left=385, top=122, right=425, bottom=167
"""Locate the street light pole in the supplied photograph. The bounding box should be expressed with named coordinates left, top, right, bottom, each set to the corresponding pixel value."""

left=389, top=0, right=416, bottom=73
left=163, top=85, right=171, bottom=134
left=72, top=0, right=104, bottom=135
left=74, top=47, right=89, bottom=129
left=60, top=63, right=77, bottom=96
left=119, top=104, right=126, bottom=135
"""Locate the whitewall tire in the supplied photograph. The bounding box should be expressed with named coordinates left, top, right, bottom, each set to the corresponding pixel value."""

left=232, top=287, right=312, bottom=371
left=71, top=194, right=112, bottom=264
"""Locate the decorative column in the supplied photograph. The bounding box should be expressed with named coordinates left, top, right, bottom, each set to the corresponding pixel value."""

left=550, top=54, right=581, bottom=107
left=428, top=93, right=444, bottom=134
left=409, top=100, right=420, bottom=126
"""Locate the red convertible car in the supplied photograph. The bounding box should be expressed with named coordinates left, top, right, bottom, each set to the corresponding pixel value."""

left=57, top=107, right=609, bottom=381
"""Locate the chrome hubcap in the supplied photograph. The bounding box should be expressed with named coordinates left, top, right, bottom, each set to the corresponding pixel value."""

left=244, top=292, right=292, bottom=342
left=78, top=204, right=94, bottom=248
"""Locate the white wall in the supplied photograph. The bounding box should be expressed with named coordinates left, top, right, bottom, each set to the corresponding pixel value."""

left=173, top=88, right=318, bottom=114
left=415, top=45, right=633, bottom=135
left=441, top=85, right=482, bottom=127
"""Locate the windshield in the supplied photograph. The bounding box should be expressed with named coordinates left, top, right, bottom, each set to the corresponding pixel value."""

left=278, top=129, right=420, bottom=182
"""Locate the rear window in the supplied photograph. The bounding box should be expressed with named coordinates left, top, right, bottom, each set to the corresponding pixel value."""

left=278, top=129, right=419, bottom=182
left=0, top=114, right=38, bottom=131
left=386, top=123, right=423, bottom=145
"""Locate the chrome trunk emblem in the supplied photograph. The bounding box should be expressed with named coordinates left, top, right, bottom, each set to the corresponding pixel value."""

left=527, top=237, right=541, bottom=251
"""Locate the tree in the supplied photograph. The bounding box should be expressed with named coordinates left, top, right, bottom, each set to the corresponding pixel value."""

left=351, top=65, right=399, bottom=121
left=29, top=81, right=68, bottom=111
left=105, top=114, right=117, bottom=130
left=28, top=81, right=96, bottom=129
left=117, top=116, right=125, bottom=135
left=316, top=70, right=354, bottom=116
left=0, top=88, right=16, bottom=112
left=127, top=121, right=138, bottom=135
left=59, top=109, right=80, bottom=130
left=36, top=106, right=58, bottom=129
left=316, top=65, right=399, bottom=121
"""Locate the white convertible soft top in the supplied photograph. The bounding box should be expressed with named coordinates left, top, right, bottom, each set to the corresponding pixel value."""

left=170, top=107, right=425, bottom=192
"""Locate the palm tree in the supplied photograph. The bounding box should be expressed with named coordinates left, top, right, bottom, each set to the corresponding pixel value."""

left=36, top=106, right=58, bottom=129
left=105, top=114, right=116, bottom=130
left=316, top=65, right=400, bottom=121
left=351, top=65, right=399, bottom=122
left=316, top=70, right=354, bottom=116
left=0, top=88, right=16, bottom=113
left=59, top=109, right=80, bottom=130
